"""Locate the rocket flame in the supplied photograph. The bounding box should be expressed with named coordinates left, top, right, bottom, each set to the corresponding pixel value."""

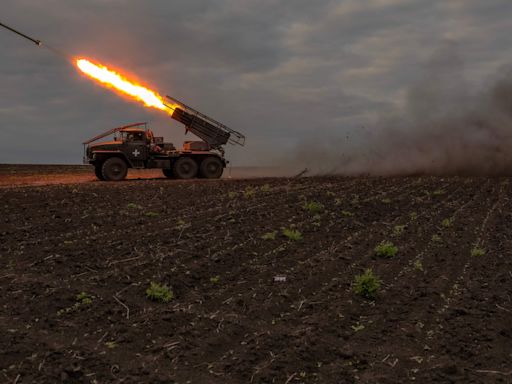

left=76, top=58, right=173, bottom=112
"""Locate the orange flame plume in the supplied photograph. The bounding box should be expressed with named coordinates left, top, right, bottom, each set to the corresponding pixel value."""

left=75, top=58, right=175, bottom=112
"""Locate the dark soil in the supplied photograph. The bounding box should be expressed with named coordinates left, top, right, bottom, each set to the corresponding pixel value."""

left=1, top=175, right=511, bottom=383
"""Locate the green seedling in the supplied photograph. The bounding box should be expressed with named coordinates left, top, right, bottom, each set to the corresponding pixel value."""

left=433, top=189, right=445, bottom=196
left=374, top=241, right=398, bottom=258
left=146, top=211, right=159, bottom=217
left=282, top=227, right=303, bottom=241
left=381, top=198, right=391, bottom=204
left=76, top=292, right=93, bottom=305
left=353, top=269, right=381, bottom=299
left=105, top=341, right=117, bottom=349
left=244, top=186, right=256, bottom=198
left=176, top=219, right=189, bottom=229
left=57, top=292, right=93, bottom=316
left=303, top=201, right=325, bottom=215
left=261, top=231, right=277, bottom=240
left=431, top=234, right=442, bottom=243
left=228, top=191, right=239, bottom=199
left=326, top=191, right=336, bottom=197
left=351, top=323, right=365, bottom=332
left=341, top=210, right=354, bottom=217
left=210, top=275, right=220, bottom=284
left=413, top=259, right=424, bottom=272
left=127, top=202, right=142, bottom=209
left=393, top=225, right=406, bottom=236
left=260, top=184, right=271, bottom=192
left=409, top=212, right=418, bottom=221
left=441, top=218, right=453, bottom=228
left=146, top=282, right=173, bottom=303
left=471, top=247, right=485, bottom=257
left=334, top=198, right=343, bottom=205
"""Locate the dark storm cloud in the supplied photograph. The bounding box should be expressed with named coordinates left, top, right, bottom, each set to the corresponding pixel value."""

left=1, top=0, right=512, bottom=168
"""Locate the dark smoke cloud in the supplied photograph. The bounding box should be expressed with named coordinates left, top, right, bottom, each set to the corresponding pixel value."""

left=286, top=44, right=512, bottom=176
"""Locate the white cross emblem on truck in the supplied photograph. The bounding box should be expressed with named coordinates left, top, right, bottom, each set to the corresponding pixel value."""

left=132, top=149, right=140, bottom=157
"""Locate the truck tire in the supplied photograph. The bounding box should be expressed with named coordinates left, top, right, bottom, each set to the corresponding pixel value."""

left=102, top=157, right=128, bottom=181
left=94, top=165, right=105, bottom=181
left=199, top=156, right=223, bottom=179
left=173, top=157, right=198, bottom=179
left=162, top=168, right=174, bottom=178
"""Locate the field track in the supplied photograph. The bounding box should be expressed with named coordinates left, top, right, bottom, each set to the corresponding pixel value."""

left=0, top=164, right=284, bottom=187
left=1, top=173, right=511, bottom=383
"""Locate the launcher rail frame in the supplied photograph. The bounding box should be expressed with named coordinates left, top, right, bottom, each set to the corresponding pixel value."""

left=164, top=95, right=245, bottom=148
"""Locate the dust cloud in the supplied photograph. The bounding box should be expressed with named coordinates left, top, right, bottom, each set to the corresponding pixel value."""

left=286, top=47, right=512, bottom=176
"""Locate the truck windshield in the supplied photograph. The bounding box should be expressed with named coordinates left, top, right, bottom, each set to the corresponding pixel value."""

left=121, top=131, right=145, bottom=142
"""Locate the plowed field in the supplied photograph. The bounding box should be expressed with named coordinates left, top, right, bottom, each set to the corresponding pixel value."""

left=1, top=176, right=511, bottom=383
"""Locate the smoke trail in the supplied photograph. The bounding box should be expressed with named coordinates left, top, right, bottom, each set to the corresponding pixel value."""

left=287, top=46, right=512, bottom=176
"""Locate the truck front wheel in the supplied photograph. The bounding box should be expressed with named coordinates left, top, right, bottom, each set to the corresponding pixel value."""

left=199, top=157, right=223, bottom=179
left=102, top=157, right=128, bottom=181
left=173, top=157, right=198, bottom=179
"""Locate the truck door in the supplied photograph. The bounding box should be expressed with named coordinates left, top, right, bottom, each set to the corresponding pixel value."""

left=125, top=132, right=147, bottom=166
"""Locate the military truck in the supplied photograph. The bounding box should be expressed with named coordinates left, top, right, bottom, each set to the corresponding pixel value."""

left=83, top=96, right=245, bottom=181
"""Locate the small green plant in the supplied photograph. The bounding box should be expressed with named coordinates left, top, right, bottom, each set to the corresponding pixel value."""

left=228, top=191, right=239, bottom=199
left=441, top=218, right=453, bottom=228
left=57, top=292, right=93, bottom=316
left=127, top=202, right=142, bottom=209
left=374, top=241, right=398, bottom=258
left=351, top=323, right=365, bottom=332
left=326, top=191, right=336, bottom=197
left=146, top=282, right=173, bottom=303
left=105, top=341, right=117, bottom=349
left=261, top=231, right=277, bottom=240
left=260, top=184, right=271, bottom=192
left=76, top=292, right=93, bottom=305
left=353, top=269, right=381, bottom=299
left=471, top=247, right=485, bottom=257
left=146, top=211, right=159, bottom=217
left=282, top=227, right=303, bottom=241
left=431, top=234, right=442, bottom=242
left=244, top=186, right=256, bottom=198
left=303, top=201, right=324, bottom=215
left=393, top=225, right=406, bottom=236
left=413, top=259, right=424, bottom=272
left=410, top=212, right=418, bottom=221
left=210, top=275, right=220, bottom=284
left=381, top=198, right=391, bottom=204
left=334, top=198, right=343, bottom=205
left=341, top=210, right=354, bottom=217
left=433, top=189, right=445, bottom=196
left=176, top=218, right=189, bottom=229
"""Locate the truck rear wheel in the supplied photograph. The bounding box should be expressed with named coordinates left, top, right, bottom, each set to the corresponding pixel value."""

left=173, top=157, right=198, bottom=179
left=102, top=157, right=128, bottom=181
left=94, top=165, right=105, bottom=181
left=162, top=168, right=174, bottom=178
left=199, top=156, right=223, bottom=179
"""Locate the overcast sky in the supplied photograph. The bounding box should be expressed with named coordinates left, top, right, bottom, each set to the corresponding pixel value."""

left=1, top=0, right=512, bottom=166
